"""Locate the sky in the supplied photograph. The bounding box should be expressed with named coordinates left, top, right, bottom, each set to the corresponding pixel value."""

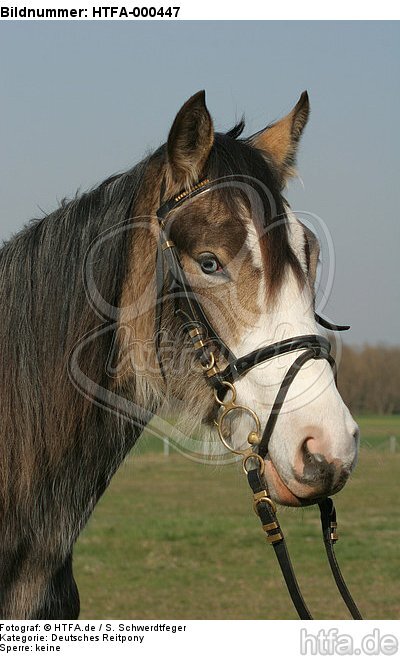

left=0, top=21, right=399, bottom=345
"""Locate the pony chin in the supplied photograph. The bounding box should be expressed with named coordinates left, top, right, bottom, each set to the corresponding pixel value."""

left=263, top=458, right=316, bottom=507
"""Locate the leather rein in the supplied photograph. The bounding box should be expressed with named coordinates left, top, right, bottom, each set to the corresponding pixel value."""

left=155, top=177, right=363, bottom=620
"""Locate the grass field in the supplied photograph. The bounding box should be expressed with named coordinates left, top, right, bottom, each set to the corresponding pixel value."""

left=74, top=415, right=400, bottom=620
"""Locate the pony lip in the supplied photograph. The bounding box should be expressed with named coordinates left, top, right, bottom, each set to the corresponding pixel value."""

left=263, top=458, right=303, bottom=507
left=263, top=457, right=324, bottom=507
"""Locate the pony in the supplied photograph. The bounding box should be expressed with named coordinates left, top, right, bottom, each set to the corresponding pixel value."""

left=0, top=90, right=359, bottom=618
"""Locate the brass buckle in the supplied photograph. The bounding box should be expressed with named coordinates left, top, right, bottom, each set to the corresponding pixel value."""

left=253, top=490, right=277, bottom=515
left=201, top=351, right=215, bottom=371
left=201, top=352, right=220, bottom=378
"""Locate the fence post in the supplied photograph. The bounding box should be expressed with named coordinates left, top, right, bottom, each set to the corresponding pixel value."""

left=389, top=436, right=397, bottom=454
left=163, top=438, right=170, bottom=457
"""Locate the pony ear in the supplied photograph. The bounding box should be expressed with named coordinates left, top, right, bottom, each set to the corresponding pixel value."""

left=249, top=91, right=310, bottom=185
left=166, top=90, right=214, bottom=192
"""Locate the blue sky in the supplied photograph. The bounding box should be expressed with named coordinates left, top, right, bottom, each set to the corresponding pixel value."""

left=0, top=21, right=398, bottom=344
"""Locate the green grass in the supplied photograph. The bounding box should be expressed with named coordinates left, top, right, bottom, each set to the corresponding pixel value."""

left=74, top=415, right=400, bottom=619
left=357, top=414, right=400, bottom=449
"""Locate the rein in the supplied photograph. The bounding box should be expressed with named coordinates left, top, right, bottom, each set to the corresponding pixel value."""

left=155, top=177, right=363, bottom=620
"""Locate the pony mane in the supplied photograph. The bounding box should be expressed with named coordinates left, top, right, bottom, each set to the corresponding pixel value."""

left=0, top=156, right=150, bottom=516
left=225, top=119, right=246, bottom=140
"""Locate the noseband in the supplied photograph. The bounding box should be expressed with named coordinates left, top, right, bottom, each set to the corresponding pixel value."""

left=155, top=177, right=362, bottom=620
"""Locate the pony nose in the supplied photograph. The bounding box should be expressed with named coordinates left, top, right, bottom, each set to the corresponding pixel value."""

left=294, top=428, right=357, bottom=494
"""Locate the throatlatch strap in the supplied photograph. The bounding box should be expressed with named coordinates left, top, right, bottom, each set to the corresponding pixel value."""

left=247, top=469, right=313, bottom=620
left=318, top=499, right=363, bottom=619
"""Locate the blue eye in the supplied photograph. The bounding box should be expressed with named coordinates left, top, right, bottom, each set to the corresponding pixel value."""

left=199, top=254, right=222, bottom=275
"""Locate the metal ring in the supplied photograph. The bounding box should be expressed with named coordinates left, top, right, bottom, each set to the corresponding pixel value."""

left=213, top=380, right=237, bottom=406
left=242, top=453, right=265, bottom=476
left=217, top=405, right=261, bottom=455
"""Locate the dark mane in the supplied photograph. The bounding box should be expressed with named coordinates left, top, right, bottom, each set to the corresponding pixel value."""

left=0, top=157, right=149, bottom=518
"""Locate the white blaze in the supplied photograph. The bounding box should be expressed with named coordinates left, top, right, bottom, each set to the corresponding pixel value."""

left=231, top=210, right=358, bottom=498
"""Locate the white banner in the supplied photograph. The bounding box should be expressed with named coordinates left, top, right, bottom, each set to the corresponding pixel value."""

left=0, top=620, right=399, bottom=656
left=0, top=0, right=399, bottom=20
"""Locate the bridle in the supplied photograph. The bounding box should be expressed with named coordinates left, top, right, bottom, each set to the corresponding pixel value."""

left=155, top=176, right=363, bottom=620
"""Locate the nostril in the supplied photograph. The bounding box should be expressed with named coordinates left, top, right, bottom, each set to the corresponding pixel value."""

left=294, top=427, right=355, bottom=496
left=301, top=439, right=314, bottom=465
left=353, top=426, right=360, bottom=442
left=298, top=437, right=333, bottom=487
left=300, top=437, right=325, bottom=467
left=302, top=433, right=323, bottom=456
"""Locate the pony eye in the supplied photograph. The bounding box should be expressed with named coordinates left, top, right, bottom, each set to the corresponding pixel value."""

left=199, top=253, right=222, bottom=275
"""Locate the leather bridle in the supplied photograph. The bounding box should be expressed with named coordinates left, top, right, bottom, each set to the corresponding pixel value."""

left=155, top=176, right=363, bottom=620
